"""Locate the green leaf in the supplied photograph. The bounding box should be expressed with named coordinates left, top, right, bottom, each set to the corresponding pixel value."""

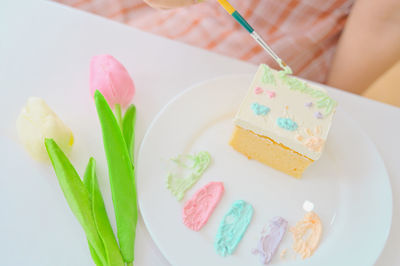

left=83, top=158, right=94, bottom=194
left=44, top=139, right=107, bottom=266
left=84, top=157, right=125, bottom=266
left=122, top=104, right=136, bottom=163
left=83, top=159, right=104, bottom=266
left=88, top=244, right=103, bottom=266
left=114, top=103, right=123, bottom=131
left=94, top=90, right=137, bottom=263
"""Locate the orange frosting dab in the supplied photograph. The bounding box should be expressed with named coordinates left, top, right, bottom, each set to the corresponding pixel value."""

left=290, top=211, right=322, bottom=259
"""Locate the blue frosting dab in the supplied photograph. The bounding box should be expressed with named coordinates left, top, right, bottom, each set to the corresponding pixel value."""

left=251, top=103, right=270, bottom=116
left=215, top=200, right=254, bottom=256
left=277, top=118, right=298, bottom=131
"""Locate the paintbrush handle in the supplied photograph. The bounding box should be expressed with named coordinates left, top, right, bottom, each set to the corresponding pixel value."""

left=216, top=0, right=291, bottom=71
left=250, top=31, right=290, bottom=70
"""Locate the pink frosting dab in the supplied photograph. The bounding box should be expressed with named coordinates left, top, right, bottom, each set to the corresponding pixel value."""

left=89, top=54, right=135, bottom=108
left=254, top=87, right=263, bottom=94
left=265, top=90, right=276, bottom=98
left=183, top=182, right=224, bottom=231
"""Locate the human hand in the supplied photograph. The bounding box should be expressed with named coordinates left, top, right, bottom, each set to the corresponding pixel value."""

left=144, top=0, right=200, bottom=9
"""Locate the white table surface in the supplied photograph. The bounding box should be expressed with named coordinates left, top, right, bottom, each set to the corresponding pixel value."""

left=1, top=0, right=399, bottom=265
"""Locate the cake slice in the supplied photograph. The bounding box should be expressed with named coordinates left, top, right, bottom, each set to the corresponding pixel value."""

left=230, top=64, right=337, bottom=178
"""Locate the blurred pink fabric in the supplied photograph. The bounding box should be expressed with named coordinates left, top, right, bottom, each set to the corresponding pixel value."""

left=54, top=0, right=353, bottom=83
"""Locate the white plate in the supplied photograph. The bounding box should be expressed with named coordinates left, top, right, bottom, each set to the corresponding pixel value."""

left=137, top=75, right=392, bottom=266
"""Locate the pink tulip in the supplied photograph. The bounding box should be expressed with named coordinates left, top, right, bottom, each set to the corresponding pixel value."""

left=90, top=54, right=135, bottom=108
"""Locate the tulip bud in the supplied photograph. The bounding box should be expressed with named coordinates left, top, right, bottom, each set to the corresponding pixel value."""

left=16, top=97, right=74, bottom=161
left=89, top=54, right=135, bottom=108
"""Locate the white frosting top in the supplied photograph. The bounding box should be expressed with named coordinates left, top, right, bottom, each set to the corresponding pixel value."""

left=234, top=65, right=336, bottom=160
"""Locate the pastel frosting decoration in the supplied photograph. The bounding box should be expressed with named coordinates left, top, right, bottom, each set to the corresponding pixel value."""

left=314, top=111, right=323, bottom=119
left=265, top=90, right=276, bottom=98
left=214, top=200, right=253, bottom=256
left=90, top=54, right=135, bottom=108
left=296, top=126, right=325, bottom=153
left=290, top=212, right=322, bottom=259
left=261, top=64, right=276, bottom=85
left=251, top=103, right=270, bottom=116
left=16, top=97, right=74, bottom=161
left=182, top=182, right=224, bottom=231
left=254, top=87, right=263, bottom=94
left=252, top=217, right=288, bottom=264
left=230, top=64, right=337, bottom=178
left=276, top=117, right=298, bottom=131
left=166, top=151, right=211, bottom=201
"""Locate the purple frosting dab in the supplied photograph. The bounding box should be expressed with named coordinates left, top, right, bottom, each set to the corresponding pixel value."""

left=305, top=102, right=313, bottom=108
left=314, top=111, right=324, bottom=119
left=252, top=217, right=288, bottom=264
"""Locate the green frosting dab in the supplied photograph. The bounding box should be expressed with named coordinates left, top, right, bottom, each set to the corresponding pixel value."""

left=215, top=200, right=254, bottom=256
left=262, top=64, right=276, bottom=85
left=166, top=151, right=211, bottom=201
left=280, top=63, right=293, bottom=76
left=260, top=64, right=337, bottom=116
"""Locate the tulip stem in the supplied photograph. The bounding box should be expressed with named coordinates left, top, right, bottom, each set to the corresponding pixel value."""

left=114, top=104, right=123, bottom=130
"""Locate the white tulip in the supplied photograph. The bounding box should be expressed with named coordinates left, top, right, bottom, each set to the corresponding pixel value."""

left=16, top=97, right=74, bottom=161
